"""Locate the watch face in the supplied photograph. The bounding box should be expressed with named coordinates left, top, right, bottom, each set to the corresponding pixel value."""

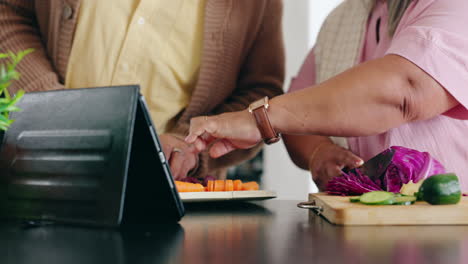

left=249, top=97, right=269, bottom=112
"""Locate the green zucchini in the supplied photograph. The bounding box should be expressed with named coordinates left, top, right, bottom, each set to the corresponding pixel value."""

left=393, top=196, right=416, bottom=205
left=359, top=191, right=394, bottom=205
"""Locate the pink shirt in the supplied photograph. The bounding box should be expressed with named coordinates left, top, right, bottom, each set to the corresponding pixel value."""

left=289, top=0, right=468, bottom=191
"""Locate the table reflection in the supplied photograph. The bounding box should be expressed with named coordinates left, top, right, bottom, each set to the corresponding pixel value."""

left=296, top=212, right=468, bottom=264
left=0, top=223, right=184, bottom=264
left=180, top=202, right=274, bottom=264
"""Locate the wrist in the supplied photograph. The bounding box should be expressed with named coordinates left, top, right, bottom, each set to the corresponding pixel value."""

left=308, top=141, right=334, bottom=168
left=247, top=97, right=281, bottom=144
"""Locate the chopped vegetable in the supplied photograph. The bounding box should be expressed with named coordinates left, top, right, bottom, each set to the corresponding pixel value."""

left=179, top=177, right=202, bottom=184
left=175, top=181, right=205, bottom=192
left=178, top=180, right=260, bottom=192
left=326, top=146, right=445, bottom=196
left=349, top=192, right=417, bottom=205
left=393, top=196, right=417, bottom=205
left=207, top=180, right=215, bottom=192
left=202, top=175, right=217, bottom=186
left=214, top=180, right=225, bottom=192
left=241, top=181, right=259, bottom=191
left=326, top=168, right=383, bottom=196
left=225, top=180, right=234, bottom=192
left=233, top=180, right=243, bottom=191
left=417, top=173, right=461, bottom=205
left=359, top=191, right=395, bottom=205
left=349, top=174, right=461, bottom=206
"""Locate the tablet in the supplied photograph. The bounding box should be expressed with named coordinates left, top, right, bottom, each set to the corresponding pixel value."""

left=0, top=85, right=184, bottom=226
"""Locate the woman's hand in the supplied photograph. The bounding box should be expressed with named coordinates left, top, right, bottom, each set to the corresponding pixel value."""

left=160, top=134, right=199, bottom=180
left=309, top=142, right=364, bottom=190
left=185, top=110, right=262, bottom=158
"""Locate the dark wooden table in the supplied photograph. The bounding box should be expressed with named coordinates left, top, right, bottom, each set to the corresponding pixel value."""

left=2, top=200, right=467, bottom=264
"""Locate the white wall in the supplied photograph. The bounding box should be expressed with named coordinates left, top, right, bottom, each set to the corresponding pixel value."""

left=262, top=0, right=343, bottom=200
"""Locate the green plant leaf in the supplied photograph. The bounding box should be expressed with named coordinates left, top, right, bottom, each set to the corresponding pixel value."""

left=15, top=49, right=34, bottom=63
left=0, top=114, right=13, bottom=125
left=0, top=49, right=33, bottom=130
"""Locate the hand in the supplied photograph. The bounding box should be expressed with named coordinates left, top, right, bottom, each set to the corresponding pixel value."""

left=159, top=134, right=199, bottom=180
left=185, top=110, right=262, bottom=158
left=309, top=142, right=364, bottom=191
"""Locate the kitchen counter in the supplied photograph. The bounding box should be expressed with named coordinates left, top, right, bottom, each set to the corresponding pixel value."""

left=2, top=200, right=467, bottom=264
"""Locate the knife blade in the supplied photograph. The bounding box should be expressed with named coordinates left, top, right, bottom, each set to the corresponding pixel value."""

left=359, top=148, right=395, bottom=181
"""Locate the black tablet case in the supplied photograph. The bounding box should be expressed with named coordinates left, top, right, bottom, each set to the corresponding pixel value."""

left=0, top=85, right=184, bottom=226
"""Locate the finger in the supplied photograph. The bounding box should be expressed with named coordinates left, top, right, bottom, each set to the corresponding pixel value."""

left=169, top=151, right=184, bottom=180
left=193, top=137, right=207, bottom=152
left=311, top=171, right=326, bottom=191
left=162, top=144, right=173, bottom=161
left=159, top=136, right=173, bottom=161
left=326, top=165, right=343, bottom=179
left=186, top=116, right=217, bottom=144
left=339, top=151, right=364, bottom=169
left=209, top=139, right=237, bottom=158
left=178, top=153, right=198, bottom=178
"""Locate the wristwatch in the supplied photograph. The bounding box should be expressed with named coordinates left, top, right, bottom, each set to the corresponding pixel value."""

left=248, top=96, right=281, bottom=144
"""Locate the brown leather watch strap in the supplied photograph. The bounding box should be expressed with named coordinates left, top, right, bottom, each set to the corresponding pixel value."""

left=252, top=107, right=280, bottom=145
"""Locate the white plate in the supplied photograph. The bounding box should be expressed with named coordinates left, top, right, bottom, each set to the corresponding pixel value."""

left=179, top=190, right=277, bottom=203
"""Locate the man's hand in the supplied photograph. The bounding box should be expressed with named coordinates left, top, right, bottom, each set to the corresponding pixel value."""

left=309, top=142, right=364, bottom=190
left=185, top=111, right=262, bottom=158
left=160, top=134, right=199, bottom=180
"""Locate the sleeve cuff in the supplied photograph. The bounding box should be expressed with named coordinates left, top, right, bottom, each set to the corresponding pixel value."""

left=386, top=28, right=468, bottom=119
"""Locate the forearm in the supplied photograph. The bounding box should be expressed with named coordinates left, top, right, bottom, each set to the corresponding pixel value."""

left=283, top=134, right=332, bottom=170
left=269, top=55, right=457, bottom=137
left=0, top=1, right=63, bottom=93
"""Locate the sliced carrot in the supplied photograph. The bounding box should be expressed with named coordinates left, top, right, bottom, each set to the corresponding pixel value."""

left=191, top=183, right=205, bottom=192
left=175, top=181, right=205, bottom=192
left=225, top=180, right=234, bottom=191
left=214, top=180, right=225, bottom=192
left=233, top=180, right=243, bottom=191
left=207, top=180, right=215, bottom=192
left=175, top=181, right=188, bottom=192
left=241, top=181, right=259, bottom=191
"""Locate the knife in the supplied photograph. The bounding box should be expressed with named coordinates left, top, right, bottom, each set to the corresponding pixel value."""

left=345, top=148, right=395, bottom=181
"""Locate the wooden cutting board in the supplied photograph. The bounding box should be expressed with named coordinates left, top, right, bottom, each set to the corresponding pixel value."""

left=306, top=193, right=468, bottom=226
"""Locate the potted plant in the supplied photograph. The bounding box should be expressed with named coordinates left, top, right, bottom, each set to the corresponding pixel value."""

left=0, top=49, right=33, bottom=133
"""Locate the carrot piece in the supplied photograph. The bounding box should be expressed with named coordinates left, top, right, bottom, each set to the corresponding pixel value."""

left=207, top=180, right=215, bottom=192
left=175, top=181, right=188, bottom=192
left=214, top=180, right=225, bottom=192
left=233, top=180, right=243, bottom=191
left=242, top=181, right=259, bottom=191
left=190, top=183, right=205, bottom=192
left=225, top=180, right=234, bottom=191
left=175, top=181, right=205, bottom=192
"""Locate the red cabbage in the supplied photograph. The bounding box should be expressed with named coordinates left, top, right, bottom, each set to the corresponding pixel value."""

left=383, top=146, right=445, bottom=192
left=202, top=175, right=217, bottom=186
left=326, top=146, right=446, bottom=195
left=326, top=169, right=383, bottom=196
left=179, top=177, right=202, bottom=184
left=180, top=175, right=217, bottom=187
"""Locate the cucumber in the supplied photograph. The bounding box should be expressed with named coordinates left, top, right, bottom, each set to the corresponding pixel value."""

left=393, top=196, right=416, bottom=205
left=359, top=191, right=395, bottom=205
left=349, top=196, right=361, bottom=203
left=417, top=173, right=461, bottom=205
